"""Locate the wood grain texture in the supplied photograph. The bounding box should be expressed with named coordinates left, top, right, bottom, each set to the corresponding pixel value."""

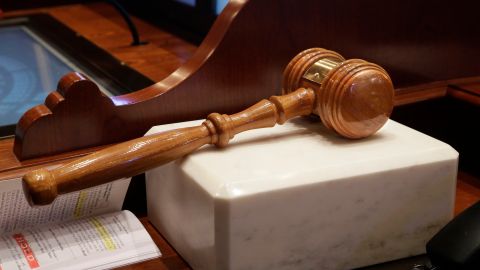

left=23, top=48, right=395, bottom=205
left=13, top=0, right=480, bottom=160
left=284, top=48, right=394, bottom=138
left=14, top=73, right=118, bottom=159
left=0, top=2, right=196, bottom=184
left=21, top=87, right=314, bottom=205
left=20, top=48, right=394, bottom=205
left=3, top=3, right=196, bottom=82
left=447, top=83, right=480, bottom=106
left=455, top=172, right=480, bottom=215
left=1, top=2, right=479, bottom=270
left=393, top=76, right=480, bottom=106
left=316, top=60, right=394, bottom=138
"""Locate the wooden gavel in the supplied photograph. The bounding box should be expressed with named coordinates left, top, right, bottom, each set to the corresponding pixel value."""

left=23, top=48, right=394, bottom=206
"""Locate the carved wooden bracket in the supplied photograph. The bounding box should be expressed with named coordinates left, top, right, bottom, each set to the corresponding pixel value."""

left=15, top=73, right=120, bottom=159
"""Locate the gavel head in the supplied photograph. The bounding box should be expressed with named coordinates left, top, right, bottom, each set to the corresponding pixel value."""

left=283, top=48, right=394, bottom=139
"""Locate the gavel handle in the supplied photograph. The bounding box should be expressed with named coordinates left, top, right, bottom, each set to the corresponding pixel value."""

left=23, top=88, right=315, bottom=205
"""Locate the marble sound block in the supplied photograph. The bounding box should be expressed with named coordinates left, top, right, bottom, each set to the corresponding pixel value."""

left=145, top=118, right=458, bottom=270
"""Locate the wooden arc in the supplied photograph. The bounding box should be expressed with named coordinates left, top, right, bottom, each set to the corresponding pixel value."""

left=13, top=0, right=480, bottom=160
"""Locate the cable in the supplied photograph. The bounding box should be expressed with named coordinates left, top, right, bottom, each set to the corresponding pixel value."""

left=106, top=0, right=147, bottom=46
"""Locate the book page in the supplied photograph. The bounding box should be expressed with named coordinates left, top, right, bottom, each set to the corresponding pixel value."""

left=0, top=177, right=131, bottom=234
left=0, top=210, right=161, bottom=270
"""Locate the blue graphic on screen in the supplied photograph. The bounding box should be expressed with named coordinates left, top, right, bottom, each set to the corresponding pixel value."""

left=216, top=0, right=228, bottom=14
left=0, top=26, right=73, bottom=127
left=175, top=0, right=195, bottom=6
left=174, top=0, right=228, bottom=14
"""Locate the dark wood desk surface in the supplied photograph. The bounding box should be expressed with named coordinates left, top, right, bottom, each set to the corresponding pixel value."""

left=1, top=3, right=480, bottom=270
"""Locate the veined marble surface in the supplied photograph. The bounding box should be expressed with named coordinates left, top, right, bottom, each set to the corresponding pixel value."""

left=146, top=118, right=458, bottom=270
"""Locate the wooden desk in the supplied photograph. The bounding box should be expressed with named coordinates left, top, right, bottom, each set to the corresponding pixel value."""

left=1, top=3, right=479, bottom=270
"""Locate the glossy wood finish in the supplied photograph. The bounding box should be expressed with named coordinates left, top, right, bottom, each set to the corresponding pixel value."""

left=283, top=48, right=394, bottom=138
left=1, top=2, right=196, bottom=159
left=14, top=73, right=122, bottom=159
left=3, top=3, right=196, bottom=82
left=12, top=0, right=480, bottom=160
left=22, top=49, right=394, bottom=205
left=0, top=2, right=197, bottom=177
left=447, top=82, right=480, bottom=106
left=1, top=0, right=93, bottom=11
left=0, top=140, right=109, bottom=182
left=0, top=3, right=195, bottom=179
left=21, top=88, right=315, bottom=204
left=393, top=76, right=480, bottom=106
left=1, top=2, right=480, bottom=269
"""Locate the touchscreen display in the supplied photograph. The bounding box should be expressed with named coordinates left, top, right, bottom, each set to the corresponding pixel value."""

left=0, top=26, right=74, bottom=127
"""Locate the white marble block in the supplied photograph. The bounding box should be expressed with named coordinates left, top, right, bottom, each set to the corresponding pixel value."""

left=145, top=118, right=458, bottom=270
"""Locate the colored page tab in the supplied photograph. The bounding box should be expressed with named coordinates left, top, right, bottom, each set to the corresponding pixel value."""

left=12, top=233, right=39, bottom=269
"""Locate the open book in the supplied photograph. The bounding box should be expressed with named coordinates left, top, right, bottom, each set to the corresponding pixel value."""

left=0, top=177, right=161, bottom=270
